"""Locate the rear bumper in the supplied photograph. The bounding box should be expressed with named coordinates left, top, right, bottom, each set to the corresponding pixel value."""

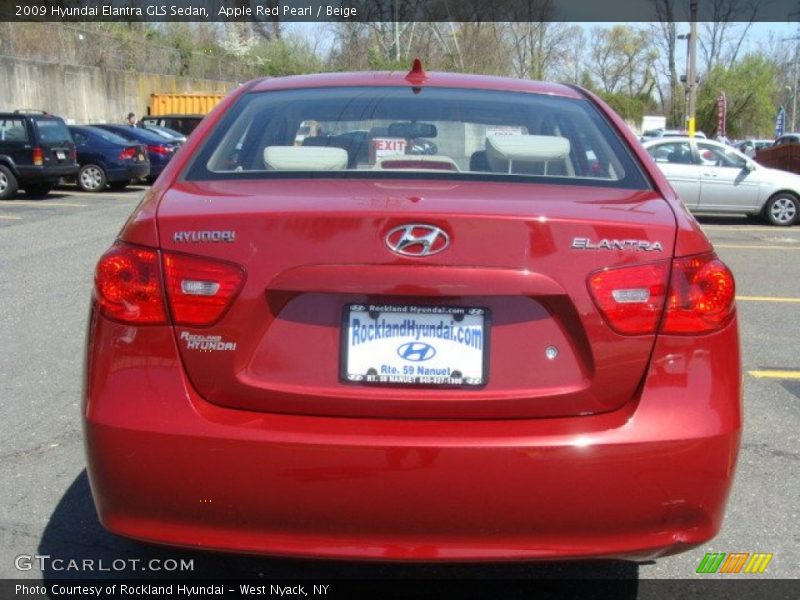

left=106, top=163, right=150, bottom=183
left=146, top=163, right=166, bottom=180
left=17, top=164, right=78, bottom=180
left=84, top=313, right=742, bottom=561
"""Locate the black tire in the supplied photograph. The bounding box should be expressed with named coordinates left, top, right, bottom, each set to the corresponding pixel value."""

left=0, top=165, right=18, bottom=200
left=77, top=164, right=107, bottom=193
left=24, top=183, right=53, bottom=198
left=109, top=181, right=129, bottom=191
left=763, top=193, right=799, bottom=226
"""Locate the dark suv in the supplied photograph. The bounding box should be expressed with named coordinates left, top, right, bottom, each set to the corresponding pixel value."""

left=0, top=110, right=79, bottom=199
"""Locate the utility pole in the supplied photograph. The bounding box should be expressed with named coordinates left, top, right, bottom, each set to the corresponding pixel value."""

left=687, top=1, right=698, bottom=137
left=678, top=32, right=691, bottom=129
left=782, top=15, right=800, bottom=132
left=793, top=40, right=798, bottom=131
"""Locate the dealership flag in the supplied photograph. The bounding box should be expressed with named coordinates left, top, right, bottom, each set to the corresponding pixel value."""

left=775, top=105, right=786, bottom=138
left=717, top=93, right=727, bottom=137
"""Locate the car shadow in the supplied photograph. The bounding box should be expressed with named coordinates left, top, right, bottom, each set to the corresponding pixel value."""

left=692, top=214, right=758, bottom=226
left=39, top=471, right=640, bottom=596
left=13, top=191, right=72, bottom=200
left=51, top=184, right=149, bottom=195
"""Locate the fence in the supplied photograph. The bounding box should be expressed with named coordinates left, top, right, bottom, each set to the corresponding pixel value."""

left=0, top=22, right=261, bottom=81
left=755, top=143, right=800, bottom=175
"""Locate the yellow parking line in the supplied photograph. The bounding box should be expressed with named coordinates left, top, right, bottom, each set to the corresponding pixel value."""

left=1, top=201, right=87, bottom=208
left=714, top=244, right=800, bottom=250
left=749, top=370, right=800, bottom=380
left=737, top=296, right=800, bottom=303
left=0, top=215, right=22, bottom=220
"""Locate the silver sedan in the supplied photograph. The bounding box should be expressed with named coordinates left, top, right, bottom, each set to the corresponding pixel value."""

left=642, top=137, right=799, bottom=226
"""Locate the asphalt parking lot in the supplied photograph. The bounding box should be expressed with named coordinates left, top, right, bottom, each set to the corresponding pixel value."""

left=0, top=188, right=798, bottom=584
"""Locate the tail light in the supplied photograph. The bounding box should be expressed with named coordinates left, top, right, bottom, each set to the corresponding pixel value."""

left=93, top=243, right=245, bottom=326
left=33, top=147, right=44, bottom=166
left=147, top=144, right=171, bottom=155
left=94, top=244, right=166, bottom=324
left=162, top=252, right=245, bottom=326
left=661, top=254, right=736, bottom=333
left=119, top=147, right=137, bottom=160
left=589, top=253, right=735, bottom=335
left=589, top=262, right=669, bottom=334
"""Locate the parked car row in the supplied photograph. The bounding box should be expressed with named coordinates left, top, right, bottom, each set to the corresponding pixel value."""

left=643, top=136, right=799, bottom=225
left=0, top=109, right=189, bottom=199
left=735, top=138, right=773, bottom=157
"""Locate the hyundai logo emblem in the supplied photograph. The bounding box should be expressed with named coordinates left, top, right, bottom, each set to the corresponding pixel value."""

left=385, top=224, right=449, bottom=257
left=397, top=342, right=436, bottom=362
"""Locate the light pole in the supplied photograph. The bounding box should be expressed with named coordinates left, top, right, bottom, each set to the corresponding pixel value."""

left=687, top=2, right=698, bottom=138
left=678, top=32, right=691, bottom=129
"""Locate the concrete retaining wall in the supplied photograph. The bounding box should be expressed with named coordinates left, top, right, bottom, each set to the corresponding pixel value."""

left=0, top=55, right=240, bottom=124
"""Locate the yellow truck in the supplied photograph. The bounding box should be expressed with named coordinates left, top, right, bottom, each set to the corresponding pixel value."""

left=142, top=93, right=226, bottom=135
left=148, top=93, right=225, bottom=117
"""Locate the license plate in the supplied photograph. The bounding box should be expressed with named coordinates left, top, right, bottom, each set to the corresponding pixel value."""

left=138, top=153, right=145, bottom=161
left=342, top=304, right=489, bottom=386
left=56, top=151, right=65, bottom=160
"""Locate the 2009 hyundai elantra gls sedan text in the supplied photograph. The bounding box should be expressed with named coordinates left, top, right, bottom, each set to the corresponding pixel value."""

left=84, top=63, right=741, bottom=561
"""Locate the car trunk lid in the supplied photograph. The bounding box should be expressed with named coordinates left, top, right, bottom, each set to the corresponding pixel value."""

left=154, top=178, right=676, bottom=419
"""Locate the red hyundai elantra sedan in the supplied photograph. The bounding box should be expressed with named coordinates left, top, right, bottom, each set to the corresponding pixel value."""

left=84, top=64, right=741, bottom=561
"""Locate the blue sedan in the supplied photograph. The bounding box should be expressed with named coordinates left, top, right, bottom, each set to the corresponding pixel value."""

left=90, top=124, right=179, bottom=183
left=68, top=126, right=150, bottom=192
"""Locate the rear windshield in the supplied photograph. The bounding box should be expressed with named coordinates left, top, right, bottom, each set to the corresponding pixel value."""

left=85, top=126, right=130, bottom=145
left=103, top=126, right=168, bottom=144
left=185, top=86, right=649, bottom=190
left=148, top=126, right=181, bottom=139
left=33, top=118, right=71, bottom=145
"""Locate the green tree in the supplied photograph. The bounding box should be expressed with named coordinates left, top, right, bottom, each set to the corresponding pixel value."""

left=597, top=92, right=659, bottom=124
left=249, top=34, right=323, bottom=76
left=696, top=54, right=779, bottom=138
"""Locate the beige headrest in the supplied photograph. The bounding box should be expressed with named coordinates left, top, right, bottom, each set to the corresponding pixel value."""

left=263, top=146, right=348, bottom=170
left=486, top=134, right=571, bottom=173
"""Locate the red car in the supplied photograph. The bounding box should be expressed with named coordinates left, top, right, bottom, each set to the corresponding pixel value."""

left=84, top=63, right=741, bottom=561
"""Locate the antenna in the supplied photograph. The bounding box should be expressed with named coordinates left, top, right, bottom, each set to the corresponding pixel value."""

left=405, top=58, right=427, bottom=86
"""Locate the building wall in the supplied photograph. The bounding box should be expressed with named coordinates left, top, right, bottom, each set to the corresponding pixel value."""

left=0, top=56, right=240, bottom=124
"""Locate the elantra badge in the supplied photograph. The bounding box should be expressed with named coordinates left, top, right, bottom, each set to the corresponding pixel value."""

left=386, top=224, right=449, bottom=257
left=571, top=237, right=663, bottom=252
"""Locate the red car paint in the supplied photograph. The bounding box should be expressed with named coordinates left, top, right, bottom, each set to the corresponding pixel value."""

left=84, top=70, right=740, bottom=560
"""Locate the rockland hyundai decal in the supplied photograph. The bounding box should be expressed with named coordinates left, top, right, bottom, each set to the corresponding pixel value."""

left=342, top=305, right=488, bottom=386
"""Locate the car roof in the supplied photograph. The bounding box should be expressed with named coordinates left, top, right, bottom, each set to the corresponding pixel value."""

left=643, top=136, right=721, bottom=145
left=143, top=114, right=204, bottom=119
left=643, top=136, right=694, bottom=145
left=248, top=71, right=583, bottom=99
left=0, top=112, right=63, bottom=120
